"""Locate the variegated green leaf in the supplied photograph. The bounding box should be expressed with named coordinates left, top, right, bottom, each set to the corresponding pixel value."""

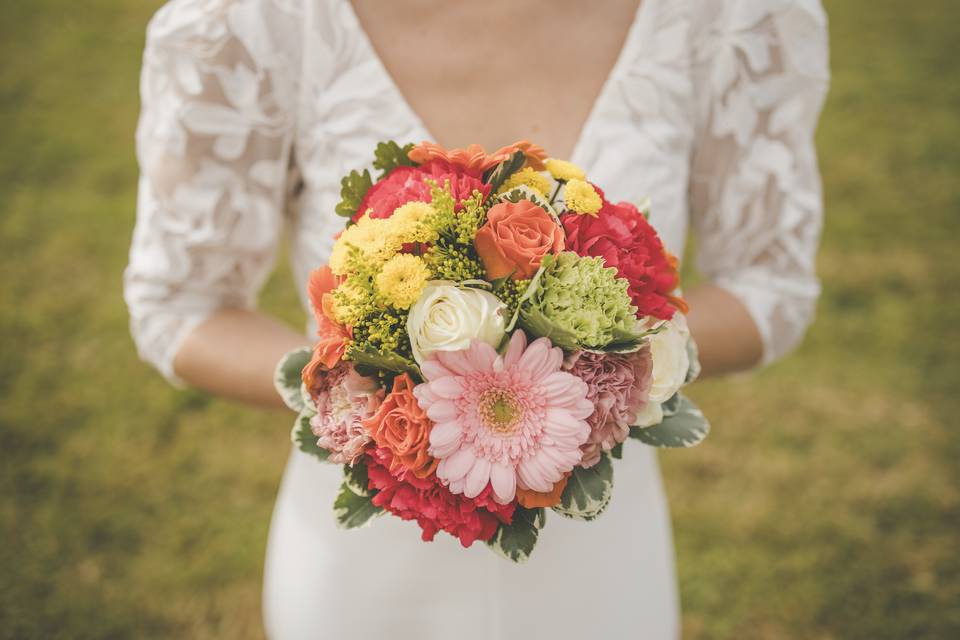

left=274, top=347, right=312, bottom=412
left=630, top=394, right=710, bottom=448
left=483, top=150, right=525, bottom=194
left=333, top=481, right=382, bottom=529
left=486, top=506, right=545, bottom=564
left=343, top=461, right=371, bottom=496
left=495, top=185, right=561, bottom=223
left=291, top=409, right=330, bottom=462
left=552, top=453, right=614, bottom=521
left=685, top=336, right=701, bottom=384
left=661, top=392, right=682, bottom=417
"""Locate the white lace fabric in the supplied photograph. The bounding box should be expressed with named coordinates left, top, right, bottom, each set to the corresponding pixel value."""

left=123, top=2, right=828, bottom=635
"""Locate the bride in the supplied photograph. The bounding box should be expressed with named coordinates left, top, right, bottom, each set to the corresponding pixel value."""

left=124, top=1, right=829, bottom=637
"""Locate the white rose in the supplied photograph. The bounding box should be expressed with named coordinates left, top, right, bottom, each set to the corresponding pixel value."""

left=407, top=281, right=507, bottom=365
left=633, top=399, right=664, bottom=428
left=645, top=314, right=691, bottom=404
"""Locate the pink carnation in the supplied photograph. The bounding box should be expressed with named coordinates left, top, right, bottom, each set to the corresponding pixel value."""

left=563, top=348, right=653, bottom=468
left=365, top=447, right=515, bottom=547
left=309, top=363, right=384, bottom=465
left=413, top=331, right=593, bottom=504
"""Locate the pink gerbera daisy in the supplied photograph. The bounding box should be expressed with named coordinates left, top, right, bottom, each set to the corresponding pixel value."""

left=413, top=331, right=593, bottom=504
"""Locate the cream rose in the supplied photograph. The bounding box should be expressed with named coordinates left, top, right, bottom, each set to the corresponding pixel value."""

left=645, top=314, right=691, bottom=404
left=407, top=282, right=507, bottom=365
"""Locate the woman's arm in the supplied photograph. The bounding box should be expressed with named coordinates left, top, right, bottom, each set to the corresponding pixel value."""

left=172, top=310, right=311, bottom=409
left=684, top=284, right=763, bottom=377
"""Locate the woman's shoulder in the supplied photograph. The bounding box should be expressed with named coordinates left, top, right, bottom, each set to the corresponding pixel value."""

left=145, top=0, right=306, bottom=53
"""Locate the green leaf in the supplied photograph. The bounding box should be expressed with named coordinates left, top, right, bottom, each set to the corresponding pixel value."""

left=611, top=442, right=624, bottom=460
left=347, top=345, right=422, bottom=380
left=335, top=169, right=373, bottom=219
left=486, top=506, right=545, bottom=564
left=273, top=347, right=312, bottom=412
left=495, top=185, right=562, bottom=223
left=372, top=140, right=415, bottom=178
left=482, top=150, right=525, bottom=195
left=630, top=394, right=710, bottom=448
left=343, top=461, right=371, bottom=496
left=291, top=409, right=330, bottom=461
left=333, top=481, right=383, bottom=529
left=552, top=453, right=614, bottom=521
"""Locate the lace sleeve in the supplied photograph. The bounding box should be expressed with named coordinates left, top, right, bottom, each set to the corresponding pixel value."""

left=123, top=0, right=302, bottom=384
left=689, top=1, right=830, bottom=365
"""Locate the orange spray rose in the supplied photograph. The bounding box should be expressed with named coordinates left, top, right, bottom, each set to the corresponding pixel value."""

left=362, top=374, right=438, bottom=479
left=474, top=200, right=565, bottom=280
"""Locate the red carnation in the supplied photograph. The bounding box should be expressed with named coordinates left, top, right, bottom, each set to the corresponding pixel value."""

left=561, top=192, right=684, bottom=320
left=355, top=160, right=490, bottom=222
left=365, top=447, right=515, bottom=547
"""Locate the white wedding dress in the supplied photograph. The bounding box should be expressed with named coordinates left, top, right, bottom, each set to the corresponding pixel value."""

left=124, top=1, right=829, bottom=638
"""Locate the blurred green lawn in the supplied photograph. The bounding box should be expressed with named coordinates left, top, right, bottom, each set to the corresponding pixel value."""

left=1, top=1, right=958, bottom=638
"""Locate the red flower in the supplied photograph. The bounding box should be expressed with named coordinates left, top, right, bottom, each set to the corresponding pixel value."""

left=355, top=161, right=490, bottom=222
left=561, top=190, right=684, bottom=320
left=365, top=447, right=515, bottom=547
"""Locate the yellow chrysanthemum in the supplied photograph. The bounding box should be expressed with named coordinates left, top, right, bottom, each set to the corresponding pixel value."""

left=329, top=215, right=401, bottom=275
left=497, top=167, right=554, bottom=197
left=375, top=254, right=431, bottom=309
left=563, top=179, right=602, bottom=216
left=545, top=158, right=586, bottom=182
left=388, top=201, right=439, bottom=244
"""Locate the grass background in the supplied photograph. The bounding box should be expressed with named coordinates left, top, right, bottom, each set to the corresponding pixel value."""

left=1, top=1, right=958, bottom=638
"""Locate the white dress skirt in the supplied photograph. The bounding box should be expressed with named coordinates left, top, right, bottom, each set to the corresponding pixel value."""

left=124, top=0, right=829, bottom=637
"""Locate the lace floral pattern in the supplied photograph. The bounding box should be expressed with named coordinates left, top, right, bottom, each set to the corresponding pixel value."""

left=124, top=0, right=829, bottom=381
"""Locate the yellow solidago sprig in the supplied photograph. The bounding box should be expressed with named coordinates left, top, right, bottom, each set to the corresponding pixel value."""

left=497, top=167, right=554, bottom=198
left=545, top=158, right=587, bottom=182
left=375, top=254, right=431, bottom=310
left=420, top=180, right=486, bottom=246
left=563, top=178, right=603, bottom=216
left=329, top=213, right=402, bottom=276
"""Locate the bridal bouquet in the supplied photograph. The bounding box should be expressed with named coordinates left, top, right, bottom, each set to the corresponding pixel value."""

left=274, top=140, right=709, bottom=562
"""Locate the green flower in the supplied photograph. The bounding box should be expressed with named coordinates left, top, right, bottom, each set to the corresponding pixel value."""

left=519, top=252, right=641, bottom=351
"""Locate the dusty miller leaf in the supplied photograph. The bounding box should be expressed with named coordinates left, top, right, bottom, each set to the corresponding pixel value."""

left=274, top=347, right=312, bottom=412
left=552, top=453, right=614, bottom=522
left=630, top=393, right=710, bottom=448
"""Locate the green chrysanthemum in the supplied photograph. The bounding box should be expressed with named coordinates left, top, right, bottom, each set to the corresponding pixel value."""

left=519, top=252, right=640, bottom=351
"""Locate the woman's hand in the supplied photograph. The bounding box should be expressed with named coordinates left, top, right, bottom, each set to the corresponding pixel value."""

left=172, top=309, right=311, bottom=409
left=684, top=284, right=764, bottom=377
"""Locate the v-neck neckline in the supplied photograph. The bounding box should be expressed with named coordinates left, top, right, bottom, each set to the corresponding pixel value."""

left=340, top=0, right=648, bottom=165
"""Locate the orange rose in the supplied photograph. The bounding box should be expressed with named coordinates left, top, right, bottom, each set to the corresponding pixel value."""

left=474, top=200, right=565, bottom=280
left=362, top=374, right=438, bottom=479
left=516, top=475, right=569, bottom=509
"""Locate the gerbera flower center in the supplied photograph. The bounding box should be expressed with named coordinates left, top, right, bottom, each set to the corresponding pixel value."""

left=478, top=389, right=523, bottom=435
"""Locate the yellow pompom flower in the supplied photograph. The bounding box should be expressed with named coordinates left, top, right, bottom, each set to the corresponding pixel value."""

left=388, top=201, right=439, bottom=244
left=545, top=158, right=586, bottom=182
left=497, top=167, right=554, bottom=197
left=563, top=179, right=602, bottom=216
left=375, top=254, right=431, bottom=309
left=330, top=214, right=401, bottom=275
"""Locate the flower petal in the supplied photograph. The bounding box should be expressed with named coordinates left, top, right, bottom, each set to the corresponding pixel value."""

left=489, top=462, right=517, bottom=504
left=464, top=457, right=492, bottom=499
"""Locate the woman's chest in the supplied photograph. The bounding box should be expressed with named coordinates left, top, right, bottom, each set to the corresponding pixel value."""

left=346, top=0, right=644, bottom=159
